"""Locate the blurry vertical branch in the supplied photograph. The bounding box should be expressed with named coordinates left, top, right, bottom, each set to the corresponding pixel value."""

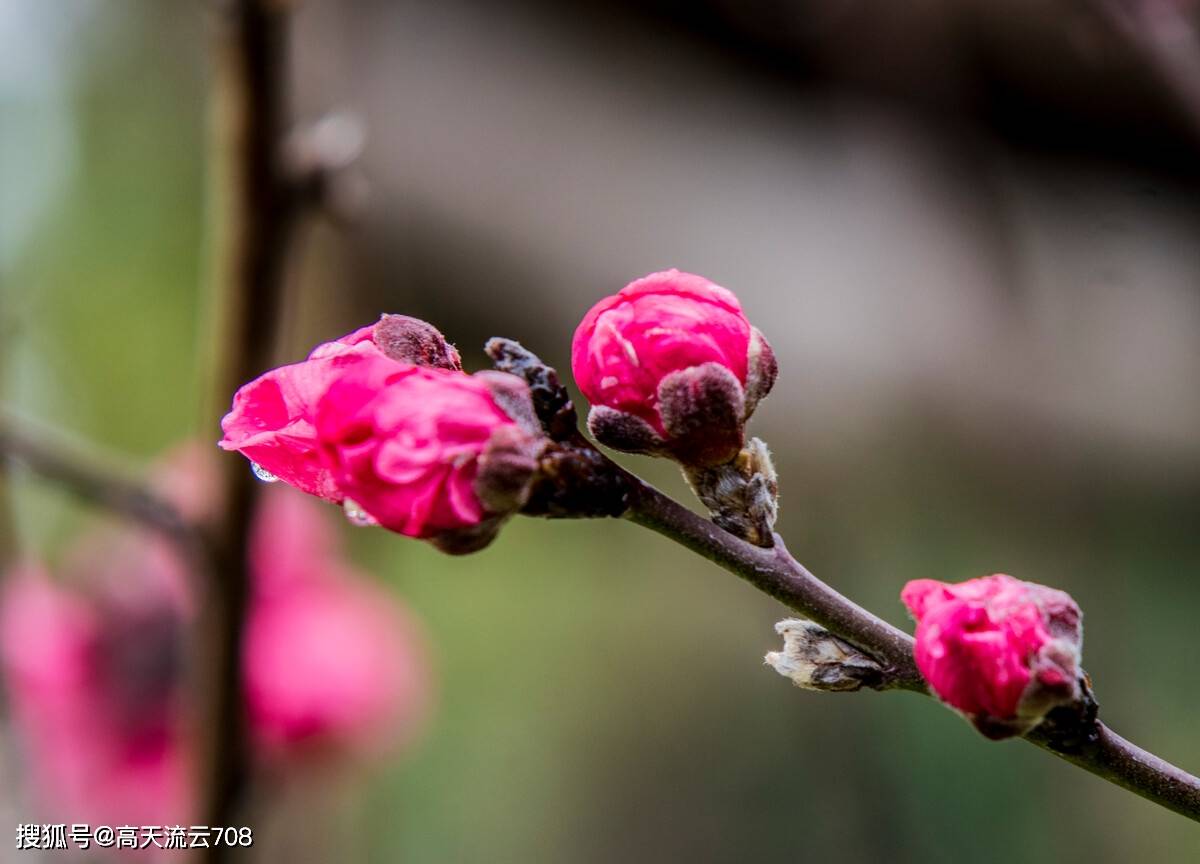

left=203, top=0, right=294, bottom=842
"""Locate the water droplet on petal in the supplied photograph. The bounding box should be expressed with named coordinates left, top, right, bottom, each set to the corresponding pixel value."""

left=251, top=462, right=279, bottom=483
left=343, top=498, right=378, bottom=527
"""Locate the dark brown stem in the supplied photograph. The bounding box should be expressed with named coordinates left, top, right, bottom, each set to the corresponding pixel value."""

left=1029, top=720, right=1200, bottom=820
left=622, top=476, right=1200, bottom=822
left=203, top=0, right=296, bottom=844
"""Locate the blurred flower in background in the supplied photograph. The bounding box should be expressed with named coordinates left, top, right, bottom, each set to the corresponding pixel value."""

left=0, top=543, right=196, bottom=833
left=245, top=485, right=432, bottom=761
left=0, top=446, right=433, bottom=847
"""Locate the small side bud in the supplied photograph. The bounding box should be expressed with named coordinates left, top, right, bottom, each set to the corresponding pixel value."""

left=373, top=314, right=463, bottom=370
left=521, top=444, right=631, bottom=519
left=685, top=438, right=778, bottom=547
left=429, top=516, right=507, bottom=556
left=765, top=619, right=884, bottom=692
left=284, top=112, right=370, bottom=224
left=485, top=338, right=577, bottom=439
left=586, top=405, right=664, bottom=455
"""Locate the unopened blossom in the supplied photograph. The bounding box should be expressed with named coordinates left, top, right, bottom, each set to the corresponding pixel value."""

left=314, top=356, right=544, bottom=553
left=571, top=269, right=777, bottom=467
left=219, top=315, right=462, bottom=501
left=221, top=316, right=543, bottom=552
left=901, top=574, right=1083, bottom=738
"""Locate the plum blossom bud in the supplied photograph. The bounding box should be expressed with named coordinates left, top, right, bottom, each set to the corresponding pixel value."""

left=766, top=619, right=884, bottom=692
left=314, top=356, right=545, bottom=553
left=219, top=316, right=460, bottom=501
left=571, top=270, right=777, bottom=467
left=901, top=574, right=1084, bottom=739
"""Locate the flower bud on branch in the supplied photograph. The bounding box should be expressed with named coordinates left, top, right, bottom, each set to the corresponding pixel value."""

left=220, top=318, right=547, bottom=553
left=571, top=270, right=776, bottom=468
left=218, top=317, right=458, bottom=501
left=485, top=337, right=577, bottom=440
left=766, top=619, right=885, bottom=692
left=902, top=574, right=1084, bottom=739
left=314, top=359, right=545, bottom=554
left=684, top=437, right=778, bottom=547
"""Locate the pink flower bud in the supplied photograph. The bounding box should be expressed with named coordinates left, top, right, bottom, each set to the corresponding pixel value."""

left=219, top=317, right=461, bottom=502
left=571, top=269, right=776, bottom=467
left=219, top=327, right=393, bottom=501
left=901, top=574, right=1083, bottom=738
left=314, top=355, right=544, bottom=552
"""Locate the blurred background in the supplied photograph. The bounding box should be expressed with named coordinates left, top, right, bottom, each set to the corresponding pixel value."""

left=3, top=0, right=1200, bottom=861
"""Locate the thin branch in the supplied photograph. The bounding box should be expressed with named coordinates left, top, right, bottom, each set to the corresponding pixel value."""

left=624, top=479, right=923, bottom=692
left=0, top=411, right=197, bottom=548
left=203, top=0, right=296, bottom=843
left=623, top=476, right=1200, bottom=822
left=1028, top=721, right=1200, bottom=820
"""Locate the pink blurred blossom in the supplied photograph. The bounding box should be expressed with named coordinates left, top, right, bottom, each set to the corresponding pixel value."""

left=0, top=556, right=196, bottom=831
left=1, top=452, right=434, bottom=831
left=245, top=487, right=432, bottom=758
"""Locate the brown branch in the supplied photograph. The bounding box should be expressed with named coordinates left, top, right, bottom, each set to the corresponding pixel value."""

left=202, top=0, right=298, bottom=845
left=622, top=476, right=1200, bottom=822
left=0, top=412, right=215, bottom=609
left=623, top=479, right=923, bottom=691
left=0, top=412, right=198, bottom=548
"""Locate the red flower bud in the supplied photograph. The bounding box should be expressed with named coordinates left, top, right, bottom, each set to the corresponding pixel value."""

left=901, top=574, right=1083, bottom=738
left=571, top=270, right=776, bottom=467
left=219, top=317, right=460, bottom=501
left=221, top=319, right=543, bottom=552
left=313, top=355, right=543, bottom=552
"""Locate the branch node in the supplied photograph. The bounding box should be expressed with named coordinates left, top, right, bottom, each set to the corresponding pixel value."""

left=685, top=437, right=778, bottom=547
left=485, top=337, right=577, bottom=440
left=284, top=112, right=370, bottom=225
left=765, top=618, right=885, bottom=692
